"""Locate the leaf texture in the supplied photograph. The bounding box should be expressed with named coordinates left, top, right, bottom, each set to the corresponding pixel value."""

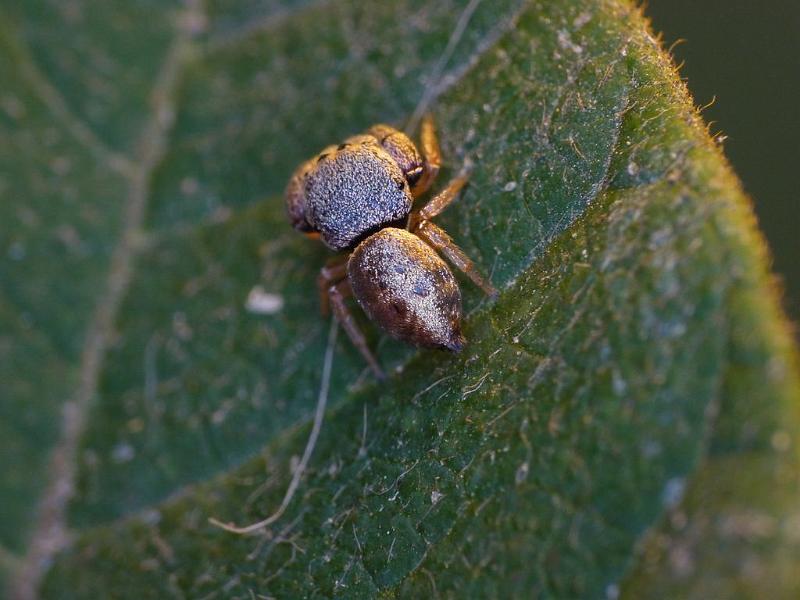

left=0, top=0, right=797, bottom=597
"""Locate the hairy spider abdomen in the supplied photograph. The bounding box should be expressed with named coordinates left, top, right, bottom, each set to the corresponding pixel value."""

left=305, top=142, right=413, bottom=251
left=348, top=228, right=465, bottom=351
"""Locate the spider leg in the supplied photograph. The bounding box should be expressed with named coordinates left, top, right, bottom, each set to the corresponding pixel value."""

left=413, top=114, right=441, bottom=198
left=329, top=279, right=386, bottom=380
left=317, top=258, right=348, bottom=317
left=413, top=220, right=498, bottom=298
left=416, top=172, right=469, bottom=221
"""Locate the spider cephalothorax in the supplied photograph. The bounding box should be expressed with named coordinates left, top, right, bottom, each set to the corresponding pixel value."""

left=285, top=116, right=496, bottom=378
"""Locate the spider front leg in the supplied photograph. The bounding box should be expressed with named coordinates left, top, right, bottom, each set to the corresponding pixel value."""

left=418, top=172, right=470, bottom=221
left=412, top=220, right=498, bottom=298
left=413, top=114, right=442, bottom=198
left=409, top=168, right=497, bottom=297
left=328, top=279, right=386, bottom=380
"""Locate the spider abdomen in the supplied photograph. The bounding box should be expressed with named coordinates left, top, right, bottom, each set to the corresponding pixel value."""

left=348, top=228, right=465, bottom=351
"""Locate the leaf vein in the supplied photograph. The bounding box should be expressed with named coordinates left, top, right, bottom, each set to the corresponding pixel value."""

left=6, top=1, right=206, bottom=597
left=207, top=0, right=334, bottom=52
left=0, top=13, right=135, bottom=178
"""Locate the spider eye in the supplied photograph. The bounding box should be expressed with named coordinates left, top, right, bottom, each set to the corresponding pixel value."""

left=406, top=165, right=424, bottom=187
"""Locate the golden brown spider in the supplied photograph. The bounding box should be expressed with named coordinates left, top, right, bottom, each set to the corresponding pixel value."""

left=285, top=116, right=496, bottom=379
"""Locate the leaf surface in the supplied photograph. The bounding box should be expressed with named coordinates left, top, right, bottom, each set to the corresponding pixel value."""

left=1, top=0, right=797, bottom=597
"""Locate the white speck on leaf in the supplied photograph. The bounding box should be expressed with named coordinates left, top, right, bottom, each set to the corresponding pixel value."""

left=431, top=490, right=444, bottom=504
left=573, top=12, right=591, bottom=28
left=661, top=477, right=686, bottom=509
left=503, top=181, right=517, bottom=192
left=557, top=30, right=583, bottom=54
left=611, top=369, right=627, bottom=395
left=515, top=462, right=529, bottom=484
left=111, top=442, right=135, bottom=463
left=246, top=285, right=284, bottom=315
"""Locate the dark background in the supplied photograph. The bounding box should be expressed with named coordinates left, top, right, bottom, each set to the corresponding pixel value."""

left=646, top=0, right=799, bottom=323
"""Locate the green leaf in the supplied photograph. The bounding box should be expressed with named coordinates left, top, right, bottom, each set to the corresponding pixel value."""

left=1, top=0, right=798, bottom=597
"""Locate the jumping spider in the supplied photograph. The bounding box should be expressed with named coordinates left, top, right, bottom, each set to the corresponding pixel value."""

left=285, top=115, right=496, bottom=379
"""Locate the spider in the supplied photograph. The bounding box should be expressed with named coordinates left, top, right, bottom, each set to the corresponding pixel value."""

left=285, top=115, right=496, bottom=379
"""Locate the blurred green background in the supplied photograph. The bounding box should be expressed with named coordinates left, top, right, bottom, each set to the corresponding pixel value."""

left=647, top=0, right=800, bottom=323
